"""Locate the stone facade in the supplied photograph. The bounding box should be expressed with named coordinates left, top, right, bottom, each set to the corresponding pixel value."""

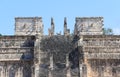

left=74, top=17, right=103, bottom=35
left=79, top=35, right=120, bottom=77
left=15, top=17, right=43, bottom=35
left=0, top=17, right=120, bottom=77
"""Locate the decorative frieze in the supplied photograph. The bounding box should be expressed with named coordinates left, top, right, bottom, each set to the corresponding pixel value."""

left=85, top=53, right=120, bottom=59
left=0, top=47, right=33, bottom=53
left=0, top=53, right=33, bottom=61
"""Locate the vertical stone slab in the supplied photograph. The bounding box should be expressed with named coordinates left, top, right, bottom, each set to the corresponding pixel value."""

left=3, top=65, right=5, bottom=77
left=99, top=66, right=104, bottom=77
left=49, top=54, right=53, bottom=77
left=83, top=65, right=87, bottom=77
left=34, top=33, right=48, bottom=77
left=79, top=64, right=82, bottom=77
left=48, top=18, right=55, bottom=37
left=64, top=17, right=70, bottom=36
left=66, top=54, right=71, bottom=77
left=0, top=64, right=3, bottom=77
left=4, top=65, right=7, bottom=77
left=51, top=17, right=55, bottom=36
left=35, top=64, right=39, bottom=77
left=18, top=67, right=21, bottom=77
left=64, top=17, right=67, bottom=35
left=6, top=65, right=8, bottom=77
left=34, top=34, right=41, bottom=77
left=21, top=66, right=23, bottom=77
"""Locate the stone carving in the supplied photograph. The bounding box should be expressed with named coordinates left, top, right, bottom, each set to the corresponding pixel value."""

left=15, top=17, right=43, bottom=35
left=75, top=17, right=103, bottom=35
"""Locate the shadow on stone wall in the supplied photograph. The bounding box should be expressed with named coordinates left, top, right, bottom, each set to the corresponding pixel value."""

left=21, top=36, right=35, bottom=60
left=40, top=35, right=82, bottom=69
left=21, top=36, right=35, bottom=47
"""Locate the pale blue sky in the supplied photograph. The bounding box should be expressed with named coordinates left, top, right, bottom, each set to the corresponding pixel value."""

left=0, top=0, right=120, bottom=35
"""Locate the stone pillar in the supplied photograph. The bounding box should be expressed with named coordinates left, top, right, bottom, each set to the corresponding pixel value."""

left=6, top=66, right=9, bottom=77
left=34, top=35, right=40, bottom=77
left=99, top=66, right=104, bottom=77
left=31, top=65, right=34, bottom=77
left=80, top=64, right=87, bottom=77
left=66, top=54, right=71, bottom=77
left=1, top=66, right=4, bottom=77
left=64, top=17, right=70, bottom=36
left=0, top=65, right=3, bottom=77
left=48, top=18, right=55, bottom=37
left=51, top=17, right=55, bottom=36
left=17, top=67, right=21, bottom=77
left=21, top=67, right=23, bottom=77
left=35, top=64, right=40, bottom=77
left=79, top=64, right=82, bottom=77
left=64, top=17, right=67, bottom=35
left=83, top=65, right=87, bottom=77
left=34, top=33, right=43, bottom=77
left=4, top=65, right=7, bottom=77
left=49, top=54, right=53, bottom=77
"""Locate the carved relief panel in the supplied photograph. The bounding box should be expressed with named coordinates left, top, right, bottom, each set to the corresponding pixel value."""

left=75, top=17, right=103, bottom=35
left=15, top=17, right=43, bottom=35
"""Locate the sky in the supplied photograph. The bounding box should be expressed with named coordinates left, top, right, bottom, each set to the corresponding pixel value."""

left=0, top=0, right=120, bottom=35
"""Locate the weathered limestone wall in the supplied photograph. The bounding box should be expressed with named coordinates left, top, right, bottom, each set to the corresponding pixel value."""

left=80, top=35, right=120, bottom=77
left=15, top=17, right=43, bottom=35
left=0, top=36, right=35, bottom=77
left=0, top=61, right=33, bottom=77
left=87, top=59, right=120, bottom=77
left=0, top=36, right=35, bottom=61
left=82, top=35, right=120, bottom=59
left=74, top=17, right=103, bottom=35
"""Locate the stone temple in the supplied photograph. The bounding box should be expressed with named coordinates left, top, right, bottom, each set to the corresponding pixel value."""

left=0, top=17, right=120, bottom=77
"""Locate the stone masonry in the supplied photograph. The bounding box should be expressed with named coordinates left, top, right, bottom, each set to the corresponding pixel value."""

left=0, top=17, right=119, bottom=77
